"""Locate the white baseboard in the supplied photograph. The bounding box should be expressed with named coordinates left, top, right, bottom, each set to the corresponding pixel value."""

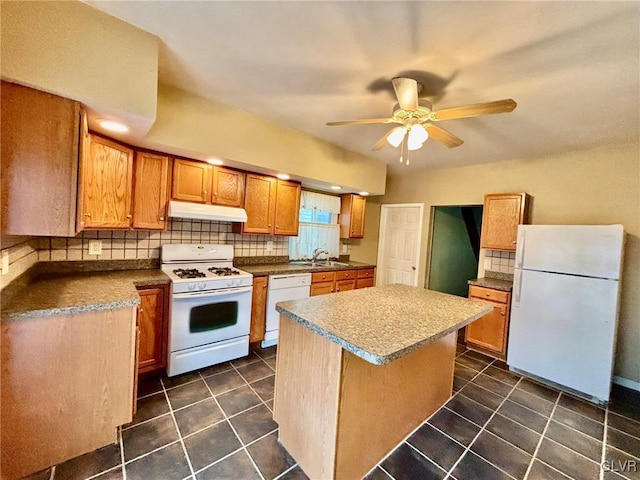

left=613, top=376, right=640, bottom=392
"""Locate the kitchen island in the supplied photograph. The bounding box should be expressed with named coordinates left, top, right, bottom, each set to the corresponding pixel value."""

left=274, top=284, right=492, bottom=480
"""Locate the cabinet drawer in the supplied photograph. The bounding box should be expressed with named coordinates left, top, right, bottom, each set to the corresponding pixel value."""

left=357, top=268, right=375, bottom=279
left=312, top=271, right=335, bottom=283
left=356, top=278, right=374, bottom=289
left=311, top=282, right=333, bottom=296
left=335, top=279, right=356, bottom=292
left=468, top=285, right=509, bottom=304
left=335, top=270, right=356, bottom=281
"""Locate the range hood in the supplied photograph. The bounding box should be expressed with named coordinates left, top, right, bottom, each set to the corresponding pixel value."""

left=168, top=200, right=248, bottom=222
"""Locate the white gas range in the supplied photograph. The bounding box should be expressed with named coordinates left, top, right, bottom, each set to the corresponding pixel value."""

left=161, top=244, right=253, bottom=377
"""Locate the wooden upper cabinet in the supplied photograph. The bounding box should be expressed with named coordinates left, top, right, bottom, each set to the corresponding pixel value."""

left=274, top=180, right=301, bottom=236
left=212, top=166, right=245, bottom=207
left=79, top=135, right=134, bottom=229
left=340, top=194, right=367, bottom=239
left=1, top=81, right=82, bottom=237
left=480, top=193, right=531, bottom=251
left=240, top=174, right=277, bottom=234
left=132, top=152, right=170, bottom=230
left=171, top=158, right=212, bottom=203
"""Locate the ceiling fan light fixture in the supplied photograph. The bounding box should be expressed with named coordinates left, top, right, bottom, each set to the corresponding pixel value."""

left=386, top=127, right=406, bottom=148
left=407, top=124, right=428, bottom=150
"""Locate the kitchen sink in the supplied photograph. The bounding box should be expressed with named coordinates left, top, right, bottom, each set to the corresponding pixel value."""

left=288, top=260, right=350, bottom=267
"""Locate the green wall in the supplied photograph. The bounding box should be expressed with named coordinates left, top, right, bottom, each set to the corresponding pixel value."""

left=428, top=206, right=482, bottom=297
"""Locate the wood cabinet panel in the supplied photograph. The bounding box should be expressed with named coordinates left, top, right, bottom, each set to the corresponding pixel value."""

left=1, top=81, right=81, bottom=237
left=335, top=270, right=356, bottom=281
left=171, top=158, right=212, bottom=203
left=480, top=193, right=531, bottom=251
left=250, top=276, right=268, bottom=343
left=357, top=268, right=375, bottom=279
left=1, top=307, right=136, bottom=479
left=136, top=285, right=169, bottom=373
left=79, top=135, right=134, bottom=229
left=312, top=271, right=336, bottom=283
left=335, top=279, right=356, bottom=293
left=240, top=174, right=277, bottom=234
left=132, top=152, right=170, bottom=230
left=311, top=282, right=334, bottom=296
left=356, top=278, right=375, bottom=289
left=465, top=286, right=511, bottom=359
left=212, top=167, right=245, bottom=207
left=340, top=194, right=367, bottom=239
left=274, top=180, right=301, bottom=236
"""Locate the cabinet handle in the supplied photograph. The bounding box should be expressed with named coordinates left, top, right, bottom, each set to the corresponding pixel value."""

left=203, top=190, right=208, bottom=195
left=512, top=240, right=516, bottom=244
left=336, top=288, right=340, bottom=292
left=330, top=289, right=334, bottom=292
left=159, top=216, right=165, bottom=221
left=345, top=273, right=349, bottom=277
left=127, top=214, right=132, bottom=218
left=214, top=192, right=218, bottom=196
left=84, top=213, right=91, bottom=217
left=139, top=308, right=144, bottom=313
left=268, top=224, right=272, bottom=227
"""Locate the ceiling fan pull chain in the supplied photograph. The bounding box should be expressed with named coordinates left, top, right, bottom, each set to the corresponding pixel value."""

left=406, top=145, right=411, bottom=166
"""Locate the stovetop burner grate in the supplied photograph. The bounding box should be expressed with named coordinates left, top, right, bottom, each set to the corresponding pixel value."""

left=173, top=268, right=206, bottom=279
left=208, top=267, right=241, bottom=276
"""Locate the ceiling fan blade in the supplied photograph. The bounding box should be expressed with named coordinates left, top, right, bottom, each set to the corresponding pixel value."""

left=326, top=117, right=395, bottom=126
left=425, top=124, right=464, bottom=148
left=392, top=77, right=419, bottom=111
left=432, top=99, right=517, bottom=121
left=370, top=132, right=392, bottom=151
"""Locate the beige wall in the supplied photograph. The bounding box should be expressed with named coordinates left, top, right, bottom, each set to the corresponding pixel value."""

left=145, top=86, right=387, bottom=195
left=351, top=142, right=640, bottom=383
left=1, top=0, right=159, bottom=134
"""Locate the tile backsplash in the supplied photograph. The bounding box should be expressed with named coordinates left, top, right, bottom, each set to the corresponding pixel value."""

left=0, top=239, right=39, bottom=289
left=485, top=250, right=516, bottom=274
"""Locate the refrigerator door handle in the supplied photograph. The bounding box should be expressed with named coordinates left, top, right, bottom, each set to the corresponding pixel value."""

left=513, top=269, right=523, bottom=307
left=516, top=229, right=526, bottom=268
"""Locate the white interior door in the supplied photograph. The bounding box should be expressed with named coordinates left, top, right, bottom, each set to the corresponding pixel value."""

left=376, top=204, right=424, bottom=286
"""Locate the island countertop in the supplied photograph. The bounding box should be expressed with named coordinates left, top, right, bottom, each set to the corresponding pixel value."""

left=276, top=283, right=492, bottom=365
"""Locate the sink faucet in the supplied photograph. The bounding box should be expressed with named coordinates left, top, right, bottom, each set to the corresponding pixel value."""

left=311, top=248, right=329, bottom=262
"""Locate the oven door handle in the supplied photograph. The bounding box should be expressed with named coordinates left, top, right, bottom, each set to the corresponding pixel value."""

left=173, top=286, right=253, bottom=299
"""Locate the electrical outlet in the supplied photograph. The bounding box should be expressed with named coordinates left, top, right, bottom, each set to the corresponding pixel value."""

left=266, top=241, right=274, bottom=253
left=341, top=243, right=348, bottom=254
left=484, top=257, right=491, bottom=270
left=88, top=240, right=102, bottom=255
left=1, top=250, right=9, bottom=275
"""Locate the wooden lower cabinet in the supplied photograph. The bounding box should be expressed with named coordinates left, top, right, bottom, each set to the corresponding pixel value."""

left=311, top=268, right=375, bottom=296
left=1, top=307, right=136, bottom=479
left=465, top=285, right=511, bottom=360
left=136, top=284, right=169, bottom=374
left=250, top=276, right=268, bottom=343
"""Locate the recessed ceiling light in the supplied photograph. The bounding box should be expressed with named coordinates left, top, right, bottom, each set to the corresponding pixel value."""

left=330, top=185, right=342, bottom=190
left=207, top=158, right=224, bottom=165
left=277, top=173, right=290, bottom=180
left=98, top=119, right=129, bottom=133
left=359, top=191, right=369, bottom=196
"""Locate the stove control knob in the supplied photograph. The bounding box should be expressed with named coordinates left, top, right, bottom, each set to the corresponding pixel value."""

left=226, top=279, right=233, bottom=287
left=188, top=283, right=196, bottom=291
left=198, top=282, right=206, bottom=290
left=234, top=278, right=241, bottom=286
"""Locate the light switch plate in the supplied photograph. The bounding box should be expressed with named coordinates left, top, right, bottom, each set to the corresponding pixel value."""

left=341, top=243, right=348, bottom=254
left=88, top=240, right=102, bottom=255
left=266, top=241, right=274, bottom=253
left=484, top=257, right=492, bottom=270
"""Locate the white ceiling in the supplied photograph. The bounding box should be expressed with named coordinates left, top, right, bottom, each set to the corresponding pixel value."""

left=86, top=1, right=639, bottom=174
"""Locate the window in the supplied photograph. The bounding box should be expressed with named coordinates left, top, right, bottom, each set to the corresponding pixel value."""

left=289, top=191, right=341, bottom=260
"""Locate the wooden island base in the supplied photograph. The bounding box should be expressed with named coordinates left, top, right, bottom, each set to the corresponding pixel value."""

left=273, top=315, right=456, bottom=480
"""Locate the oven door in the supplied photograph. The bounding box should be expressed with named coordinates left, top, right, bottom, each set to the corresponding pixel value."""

left=170, top=285, right=252, bottom=352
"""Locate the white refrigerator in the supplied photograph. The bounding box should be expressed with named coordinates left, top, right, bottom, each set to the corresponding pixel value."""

left=507, top=224, right=624, bottom=403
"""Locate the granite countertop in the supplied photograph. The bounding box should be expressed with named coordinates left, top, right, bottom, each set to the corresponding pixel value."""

left=240, top=260, right=375, bottom=277
left=468, top=277, right=513, bottom=292
left=276, top=284, right=492, bottom=365
left=2, top=269, right=170, bottom=320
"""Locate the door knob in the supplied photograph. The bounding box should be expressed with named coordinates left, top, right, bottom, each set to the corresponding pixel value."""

left=412, top=266, right=416, bottom=270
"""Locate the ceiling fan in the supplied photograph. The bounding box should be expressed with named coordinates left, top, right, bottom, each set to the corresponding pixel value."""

left=326, top=77, right=517, bottom=165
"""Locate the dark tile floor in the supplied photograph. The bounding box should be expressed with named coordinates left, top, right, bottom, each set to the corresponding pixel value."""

left=26, top=344, right=640, bottom=480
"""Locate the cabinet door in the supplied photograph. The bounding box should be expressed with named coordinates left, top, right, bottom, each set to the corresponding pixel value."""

left=242, top=174, right=277, bottom=234
left=356, top=277, right=375, bottom=289
left=465, top=299, right=509, bottom=356
left=274, top=180, right=301, bottom=236
left=137, top=286, right=168, bottom=373
left=212, top=167, right=245, bottom=207
left=132, top=152, right=170, bottom=230
left=350, top=195, right=366, bottom=238
left=1, top=81, right=81, bottom=237
left=250, top=277, right=268, bottom=343
left=80, top=135, right=133, bottom=229
left=480, top=193, right=530, bottom=251
left=335, top=279, right=356, bottom=293
left=311, top=281, right=334, bottom=296
left=171, top=158, right=212, bottom=203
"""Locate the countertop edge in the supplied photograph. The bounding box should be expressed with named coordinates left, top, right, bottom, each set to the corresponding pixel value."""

left=276, top=302, right=492, bottom=365
left=2, top=298, right=140, bottom=321
left=243, top=262, right=375, bottom=277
